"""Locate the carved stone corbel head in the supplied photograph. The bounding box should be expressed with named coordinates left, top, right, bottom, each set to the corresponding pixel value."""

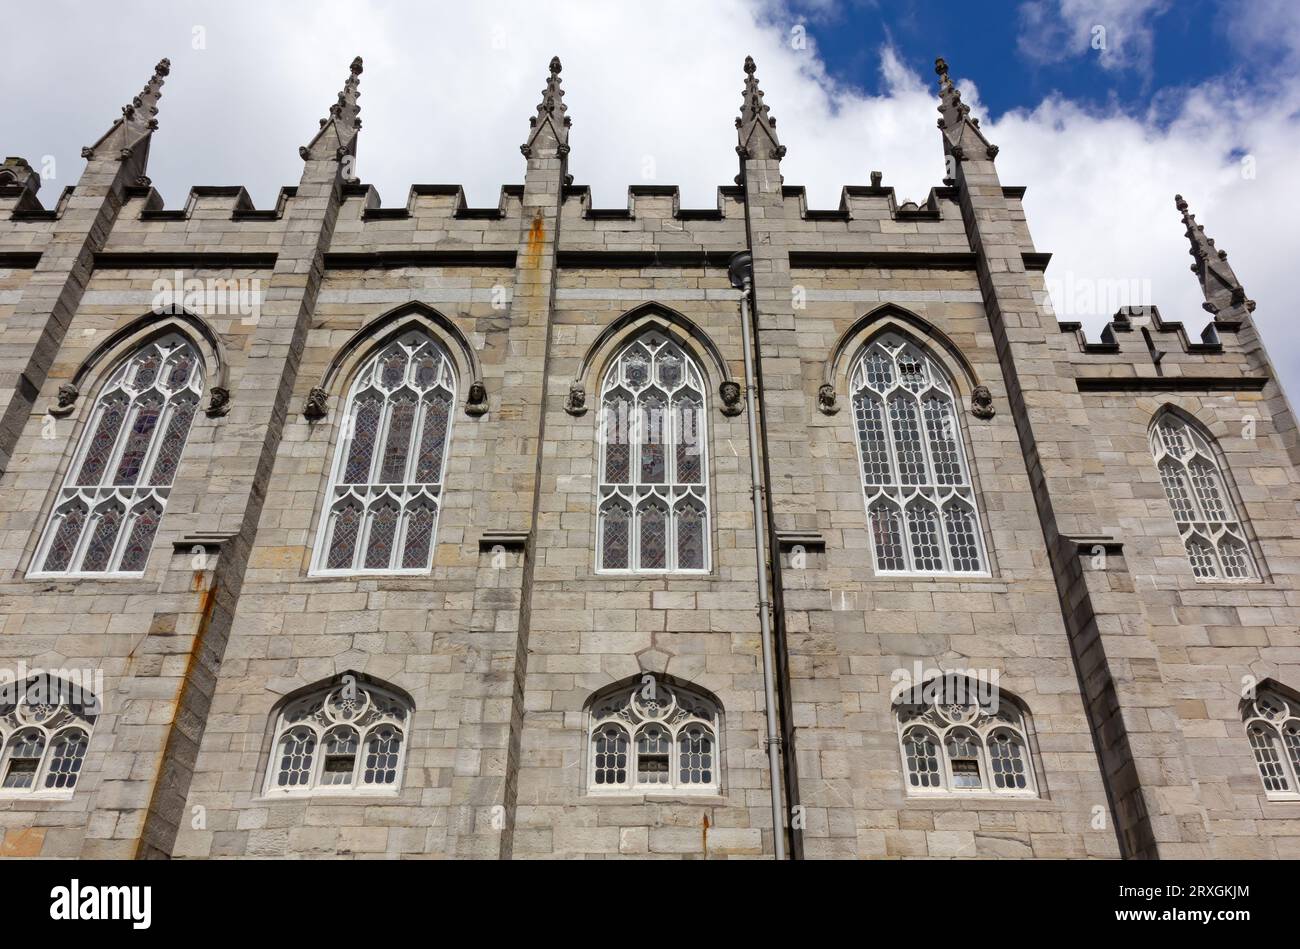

left=564, top=381, right=587, bottom=416
left=205, top=386, right=231, bottom=418
left=465, top=380, right=488, bottom=417
left=48, top=383, right=79, bottom=418
left=303, top=386, right=329, bottom=421
left=817, top=383, right=839, bottom=415
left=971, top=384, right=995, bottom=420
left=719, top=380, right=743, bottom=417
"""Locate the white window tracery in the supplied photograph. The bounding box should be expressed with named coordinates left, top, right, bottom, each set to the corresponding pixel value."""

left=596, top=331, right=710, bottom=573
left=850, top=333, right=987, bottom=575
left=1150, top=413, right=1257, bottom=581
left=264, top=680, right=410, bottom=796
left=0, top=677, right=98, bottom=796
left=311, top=331, right=455, bottom=575
left=587, top=682, right=720, bottom=794
left=1243, top=688, right=1300, bottom=799
left=895, top=679, right=1036, bottom=796
left=31, top=334, right=204, bottom=577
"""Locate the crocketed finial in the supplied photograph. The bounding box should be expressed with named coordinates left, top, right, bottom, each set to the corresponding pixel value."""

left=1174, top=193, right=1255, bottom=319
left=933, top=54, right=997, bottom=162
left=82, top=57, right=172, bottom=161
left=521, top=54, right=571, bottom=159
left=300, top=56, right=364, bottom=163
left=736, top=55, right=785, bottom=161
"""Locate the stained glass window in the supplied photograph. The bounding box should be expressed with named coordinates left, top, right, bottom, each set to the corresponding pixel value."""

left=896, top=677, right=1037, bottom=796
left=1243, top=688, right=1300, bottom=798
left=597, top=331, right=710, bottom=572
left=849, top=333, right=987, bottom=575
left=0, top=676, right=99, bottom=797
left=32, top=333, right=204, bottom=577
left=313, top=331, right=455, bottom=573
left=588, top=681, right=720, bottom=793
left=265, top=679, right=411, bottom=795
left=1150, top=413, right=1258, bottom=582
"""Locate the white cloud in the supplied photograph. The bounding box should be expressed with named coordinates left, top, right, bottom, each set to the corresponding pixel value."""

left=2, top=0, right=1297, bottom=393
left=1017, top=0, right=1172, bottom=76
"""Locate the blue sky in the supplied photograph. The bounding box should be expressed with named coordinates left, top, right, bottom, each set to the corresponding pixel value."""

left=3, top=0, right=1298, bottom=394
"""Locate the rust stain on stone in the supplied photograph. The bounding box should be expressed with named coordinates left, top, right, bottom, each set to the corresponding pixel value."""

left=524, top=213, right=544, bottom=267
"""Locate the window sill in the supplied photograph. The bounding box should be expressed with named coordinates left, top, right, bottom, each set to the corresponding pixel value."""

left=902, top=793, right=1051, bottom=808
left=0, top=791, right=76, bottom=802
left=583, top=791, right=727, bottom=804
left=256, top=789, right=403, bottom=802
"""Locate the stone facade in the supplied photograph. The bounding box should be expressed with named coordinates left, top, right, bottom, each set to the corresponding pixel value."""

left=0, top=53, right=1295, bottom=860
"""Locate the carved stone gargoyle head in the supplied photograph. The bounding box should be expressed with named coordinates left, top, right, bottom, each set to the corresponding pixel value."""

left=303, top=386, right=329, bottom=421
left=719, top=380, right=743, bottom=417
left=48, top=383, right=79, bottom=418
left=564, top=381, right=587, bottom=416
left=205, top=386, right=231, bottom=418
left=817, top=383, right=839, bottom=415
left=465, top=380, right=488, bottom=417
left=970, top=384, right=995, bottom=420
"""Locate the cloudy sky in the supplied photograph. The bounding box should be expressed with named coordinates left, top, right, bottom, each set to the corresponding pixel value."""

left=5, top=0, right=1297, bottom=392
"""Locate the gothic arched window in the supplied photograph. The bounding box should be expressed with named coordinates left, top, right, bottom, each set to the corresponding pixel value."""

left=1243, top=687, right=1300, bottom=799
left=587, top=681, right=720, bottom=793
left=596, top=331, right=709, bottom=573
left=894, top=676, right=1036, bottom=796
left=31, top=333, right=204, bottom=577
left=1150, top=412, right=1257, bottom=581
left=264, top=678, right=411, bottom=795
left=851, top=333, right=986, bottom=575
left=312, top=331, right=456, bottom=574
left=0, top=676, right=99, bottom=796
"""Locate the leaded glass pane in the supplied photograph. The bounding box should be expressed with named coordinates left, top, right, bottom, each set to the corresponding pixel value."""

left=1220, top=538, right=1253, bottom=580
left=148, top=397, right=197, bottom=487
left=676, top=502, right=705, bottom=570
left=2, top=731, right=44, bottom=789
left=364, top=502, right=399, bottom=570
left=870, top=503, right=906, bottom=571
left=601, top=503, right=631, bottom=570
left=42, top=505, right=86, bottom=573
left=117, top=505, right=160, bottom=574
left=112, top=396, right=163, bottom=486
left=43, top=729, right=88, bottom=790
left=378, top=395, right=417, bottom=483
left=362, top=727, right=402, bottom=785
left=79, top=506, right=123, bottom=573
left=320, top=727, right=358, bottom=786
left=675, top=398, right=703, bottom=484
left=1249, top=724, right=1289, bottom=792
left=1186, top=537, right=1218, bottom=579
left=414, top=395, right=450, bottom=483
left=639, top=502, right=667, bottom=570
left=678, top=726, right=713, bottom=785
left=602, top=395, right=632, bottom=484
left=401, top=503, right=436, bottom=570
left=854, top=394, right=892, bottom=487
left=636, top=725, right=671, bottom=784
left=1159, top=462, right=1197, bottom=524
left=593, top=725, right=628, bottom=786
left=380, top=349, right=407, bottom=388
left=903, top=728, right=941, bottom=788
left=276, top=727, right=316, bottom=788
left=989, top=731, right=1028, bottom=790
left=922, top=396, right=962, bottom=485
left=343, top=397, right=381, bottom=484
left=639, top=395, right=666, bottom=484
left=889, top=397, right=927, bottom=486
left=946, top=730, right=983, bottom=789
left=327, top=503, right=362, bottom=570
left=907, top=503, right=944, bottom=572
left=1189, top=461, right=1228, bottom=520
left=943, top=504, right=982, bottom=573
left=76, top=396, right=127, bottom=486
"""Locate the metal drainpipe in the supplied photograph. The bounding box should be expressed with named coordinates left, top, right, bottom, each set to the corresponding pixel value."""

left=728, top=251, right=786, bottom=860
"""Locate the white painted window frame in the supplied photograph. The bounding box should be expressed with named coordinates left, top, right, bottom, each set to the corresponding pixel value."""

left=596, top=331, right=711, bottom=575
left=310, top=331, right=456, bottom=576
left=895, top=684, right=1037, bottom=798
left=585, top=683, right=721, bottom=796
left=1243, top=689, right=1300, bottom=801
left=29, top=334, right=204, bottom=579
left=261, top=681, right=411, bottom=798
left=0, top=679, right=98, bottom=799
left=1149, top=413, right=1259, bottom=583
left=849, top=333, right=989, bottom=578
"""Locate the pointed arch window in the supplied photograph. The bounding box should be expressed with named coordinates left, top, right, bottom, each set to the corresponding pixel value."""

left=597, top=331, right=710, bottom=573
left=850, top=333, right=987, bottom=575
left=312, top=331, right=455, bottom=574
left=264, top=679, right=411, bottom=796
left=587, top=680, right=721, bottom=794
left=1150, top=413, right=1257, bottom=582
left=1243, top=687, right=1300, bottom=799
left=0, top=676, right=99, bottom=796
left=30, top=334, right=203, bottom=577
left=894, top=676, right=1037, bottom=796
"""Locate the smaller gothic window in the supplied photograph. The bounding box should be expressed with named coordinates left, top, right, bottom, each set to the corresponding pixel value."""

left=264, top=678, right=411, bottom=796
left=0, top=676, right=99, bottom=796
left=1243, top=687, right=1300, bottom=799
left=894, top=676, right=1037, bottom=796
left=587, top=681, right=720, bottom=794
left=31, top=334, right=204, bottom=577
left=1150, top=413, right=1259, bottom=582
